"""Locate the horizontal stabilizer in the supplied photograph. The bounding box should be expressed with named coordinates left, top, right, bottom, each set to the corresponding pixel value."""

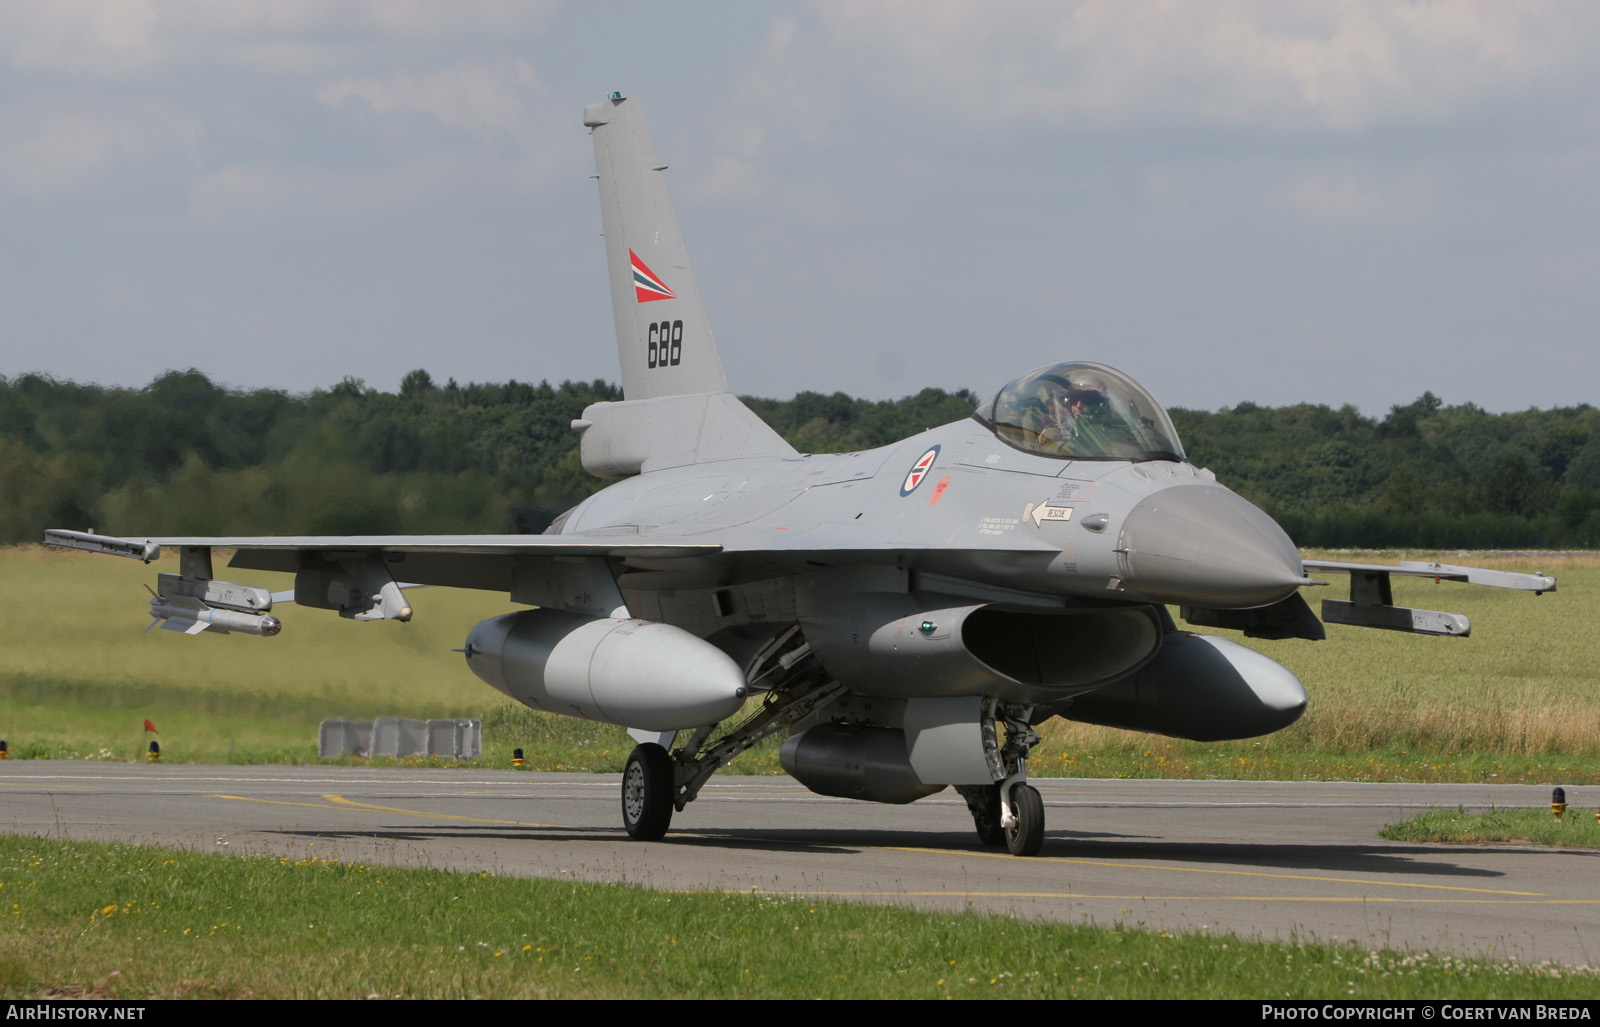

left=1314, top=565, right=1473, bottom=636
left=1304, top=559, right=1556, bottom=593
left=576, top=392, right=797, bottom=477
left=1321, top=599, right=1469, bottom=636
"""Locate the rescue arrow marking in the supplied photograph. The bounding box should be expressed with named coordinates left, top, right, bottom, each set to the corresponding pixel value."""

left=1029, top=501, right=1074, bottom=527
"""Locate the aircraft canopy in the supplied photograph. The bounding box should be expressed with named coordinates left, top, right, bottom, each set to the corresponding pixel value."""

left=975, top=362, right=1186, bottom=462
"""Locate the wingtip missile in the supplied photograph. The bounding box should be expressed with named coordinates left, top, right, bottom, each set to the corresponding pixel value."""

left=44, top=529, right=160, bottom=563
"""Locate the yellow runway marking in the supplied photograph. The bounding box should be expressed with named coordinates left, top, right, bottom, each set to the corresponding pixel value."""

left=204, top=793, right=554, bottom=828
left=321, top=794, right=555, bottom=828
left=207, top=794, right=360, bottom=812
left=888, top=847, right=1547, bottom=896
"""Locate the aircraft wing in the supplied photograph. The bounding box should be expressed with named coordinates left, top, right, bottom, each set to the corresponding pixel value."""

left=43, top=528, right=721, bottom=562
left=1298, top=558, right=1556, bottom=637
left=43, top=528, right=727, bottom=625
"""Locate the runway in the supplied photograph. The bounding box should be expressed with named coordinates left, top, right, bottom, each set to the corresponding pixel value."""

left=3, top=762, right=1597, bottom=966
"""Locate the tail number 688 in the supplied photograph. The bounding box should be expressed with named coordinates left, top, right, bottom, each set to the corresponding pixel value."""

left=647, top=320, right=683, bottom=368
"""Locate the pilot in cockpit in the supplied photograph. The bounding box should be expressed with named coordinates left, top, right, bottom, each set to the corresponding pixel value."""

left=1040, top=384, right=1110, bottom=451
left=979, top=361, right=1185, bottom=462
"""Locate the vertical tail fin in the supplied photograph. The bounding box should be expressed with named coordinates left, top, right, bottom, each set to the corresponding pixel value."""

left=584, top=93, right=729, bottom=401
left=578, top=94, right=796, bottom=477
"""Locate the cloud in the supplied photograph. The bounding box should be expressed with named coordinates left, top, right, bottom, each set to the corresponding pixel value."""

left=307, top=59, right=571, bottom=199
left=0, top=0, right=562, bottom=76
left=317, top=60, right=541, bottom=135
left=0, top=103, right=200, bottom=197
left=2, top=114, right=132, bottom=194
left=1284, top=166, right=1433, bottom=224
left=692, top=15, right=844, bottom=207
left=187, top=150, right=507, bottom=224
left=1, top=0, right=167, bottom=76
left=804, top=0, right=1600, bottom=131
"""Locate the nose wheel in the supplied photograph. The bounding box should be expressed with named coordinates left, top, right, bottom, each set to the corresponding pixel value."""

left=622, top=742, right=674, bottom=840
left=972, top=702, right=1045, bottom=856
left=1002, top=783, right=1044, bottom=856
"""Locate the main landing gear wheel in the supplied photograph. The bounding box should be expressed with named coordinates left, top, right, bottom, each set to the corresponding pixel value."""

left=622, top=743, right=674, bottom=841
left=1004, top=784, right=1044, bottom=857
left=971, top=784, right=1005, bottom=847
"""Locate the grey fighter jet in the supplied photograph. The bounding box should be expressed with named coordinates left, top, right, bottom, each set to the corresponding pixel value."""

left=47, top=94, right=1557, bottom=855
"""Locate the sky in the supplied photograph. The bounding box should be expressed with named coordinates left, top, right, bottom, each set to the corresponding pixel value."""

left=2, top=1, right=1597, bottom=416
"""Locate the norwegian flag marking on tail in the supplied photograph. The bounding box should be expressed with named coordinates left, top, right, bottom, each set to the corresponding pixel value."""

left=630, top=250, right=676, bottom=303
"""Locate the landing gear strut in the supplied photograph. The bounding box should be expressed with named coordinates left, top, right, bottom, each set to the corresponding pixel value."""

left=619, top=632, right=840, bottom=841
left=961, top=702, right=1045, bottom=856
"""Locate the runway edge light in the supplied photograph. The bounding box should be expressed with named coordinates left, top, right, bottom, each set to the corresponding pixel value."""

left=1551, top=786, right=1566, bottom=820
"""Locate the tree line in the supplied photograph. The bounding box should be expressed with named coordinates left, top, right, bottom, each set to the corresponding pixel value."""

left=3, top=370, right=1597, bottom=548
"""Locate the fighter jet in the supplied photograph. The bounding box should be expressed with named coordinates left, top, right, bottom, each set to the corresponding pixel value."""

left=47, top=94, right=1557, bottom=855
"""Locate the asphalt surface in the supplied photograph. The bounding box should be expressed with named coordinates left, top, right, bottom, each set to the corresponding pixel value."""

left=3, top=762, right=1597, bottom=966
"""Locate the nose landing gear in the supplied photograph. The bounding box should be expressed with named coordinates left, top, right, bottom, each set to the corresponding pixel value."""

left=960, top=702, right=1045, bottom=856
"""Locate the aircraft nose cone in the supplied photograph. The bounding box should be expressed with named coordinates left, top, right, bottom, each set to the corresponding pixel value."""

left=1118, top=484, right=1308, bottom=608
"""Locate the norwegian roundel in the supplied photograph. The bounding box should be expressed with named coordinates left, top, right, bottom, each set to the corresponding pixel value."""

left=900, top=445, right=941, bottom=496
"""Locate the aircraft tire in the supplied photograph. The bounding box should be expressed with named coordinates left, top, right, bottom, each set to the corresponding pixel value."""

left=1004, top=784, right=1044, bottom=857
left=622, top=743, right=674, bottom=841
left=972, top=784, right=1005, bottom=847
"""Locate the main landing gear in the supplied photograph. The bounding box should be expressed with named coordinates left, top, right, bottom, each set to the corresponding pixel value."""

left=622, top=743, right=675, bottom=840
left=957, top=702, right=1045, bottom=856
left=618, top=632, right=841, bottom=842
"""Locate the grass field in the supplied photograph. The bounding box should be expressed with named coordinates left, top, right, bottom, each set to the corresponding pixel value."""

left=3, top=834, right=1596, bottom=1000
left=1, top=547, right=1595, bottom=783
left=1380, top=806, right=1600, bottom=847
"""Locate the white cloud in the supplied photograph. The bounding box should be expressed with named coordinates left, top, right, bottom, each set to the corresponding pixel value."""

left=187, top=152, right=462, bottom=223
left=306, top=59, right=570, bottom=200
left=1, top=0, right=167, bottom=76
left=161, top=0, right=555, bottom=38
left=2, top=114, right=129, bottom=194
left=693, top=15, right=844, bottom=207
left=186, top=157, right=427, bottom=223
left=804, top=0, right=1600, bottom=131
left=1, top=0, right=563, bottom=76
left=317, top=60, right=541, bottom=135
left=0, top=103, right=200, bottom=197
